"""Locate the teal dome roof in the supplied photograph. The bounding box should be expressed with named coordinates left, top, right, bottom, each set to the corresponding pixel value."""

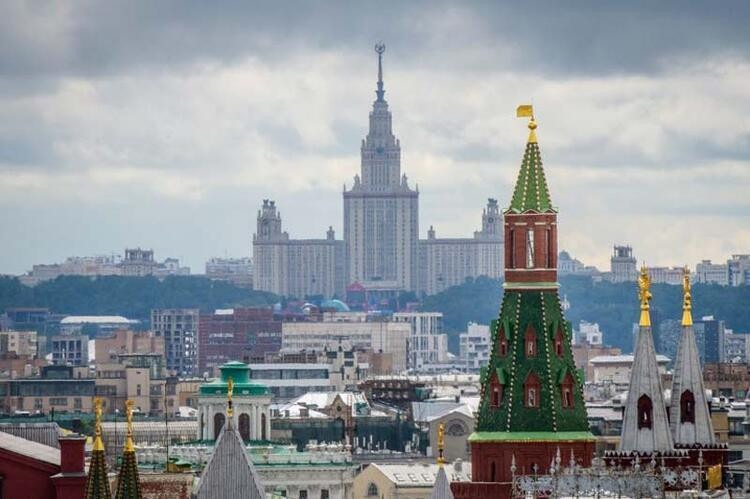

left=199, top=361, right=269, bottom=396
left=320, top=299, right=350, bottom=312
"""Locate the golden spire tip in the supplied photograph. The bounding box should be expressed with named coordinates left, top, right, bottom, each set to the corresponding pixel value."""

left=682, top=266, right=693, bottom=327
left=638, top=266, right=652, bottom=327
left=93, top=397, right=105, bottom=452
left=437, top=422, right=445, bottom=466
left=124, top=399, right=135, bottom=453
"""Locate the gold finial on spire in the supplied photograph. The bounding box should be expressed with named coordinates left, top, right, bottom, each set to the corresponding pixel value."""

left=227, top=376, right=234, bottom=419
left=516, top=104, right=537, bottom=143
left=682, top=266, right=693, bottom=327
left=93, top=397, right=104, bottom=451
left=124, top=399, right=135, bottom=452
left=638, top=266, right=652, bottom=327
left=437, top=422, right=445, bottom=466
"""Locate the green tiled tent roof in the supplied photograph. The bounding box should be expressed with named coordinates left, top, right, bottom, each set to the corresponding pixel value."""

left=114, top=449, right=142, bottom=499
left=84, top=447, right=111, bottom=499
left=507, top=139, right=555, bottom=214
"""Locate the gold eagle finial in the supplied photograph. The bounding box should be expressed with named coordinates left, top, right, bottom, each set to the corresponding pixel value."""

left=682, top=266, right=693, bottom=327
left=638, top=266, right=652, bottom=327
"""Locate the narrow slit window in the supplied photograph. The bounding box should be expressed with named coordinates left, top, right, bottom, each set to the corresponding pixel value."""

left=526, top=229, right=535, bottom=268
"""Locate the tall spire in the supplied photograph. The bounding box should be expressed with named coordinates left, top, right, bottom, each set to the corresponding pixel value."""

left=507, top=105, right=554, bottom=213
left=85, top=397, right=112, bottom=499
left=670, top=268, right=715, bottom=445
left=375, top=42, right=385, bottom=101
left=620, top=270, right=673, bottom=452
left=114, top=399, right=142, bottom=499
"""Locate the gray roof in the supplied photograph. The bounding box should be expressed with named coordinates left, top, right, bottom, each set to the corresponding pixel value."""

left=0, top=422, right=62, bottom=448
left=670, top=325, right=715, bottom=445
left=194, top=423, right=264, bottom=499
left=620, top=325, right=674, bottom=452
left=411, top=402, right=465, bottom=423
left=431, top=466, right=455, bottom=499
left=0, top=430, right=60, bottom=466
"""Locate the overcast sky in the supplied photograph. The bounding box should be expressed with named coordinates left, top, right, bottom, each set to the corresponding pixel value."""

left=1, top=1, right=749, bottom=275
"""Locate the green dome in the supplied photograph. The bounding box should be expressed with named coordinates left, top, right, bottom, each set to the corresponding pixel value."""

left=199, top=362, right=269, bottom=396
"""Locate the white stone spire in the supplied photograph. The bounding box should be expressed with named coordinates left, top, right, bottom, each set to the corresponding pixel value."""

left=620, top=267, right=674, bottom=453
left=670, top=268, right=715, bottom=445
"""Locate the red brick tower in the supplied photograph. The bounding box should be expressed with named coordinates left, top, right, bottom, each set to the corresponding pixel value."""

left=452, top=107, right=595, bottom=498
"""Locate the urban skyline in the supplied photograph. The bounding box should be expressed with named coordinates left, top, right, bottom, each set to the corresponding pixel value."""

left=1, top=2, right=749, bottom=276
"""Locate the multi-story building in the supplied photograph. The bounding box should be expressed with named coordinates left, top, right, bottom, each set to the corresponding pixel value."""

left=728, top=254, right=750, bottom=286
left=9, top=365, right=94, bottom=414
left=59, top=315, right=138, bottom=336
left=573, top=320, right=603, bottom=346
left=588, top=354, right=670, bottom=385
left=557, top=250, right=585, bottom=275
left=343, top=46, right=419, bottom=294
left=121, top=248, right=190, bottom=277
left=93, top=329, right=164, bottom=364
left=247, top=347, right=364, bottom=401
left=609, top=245, right=637, bottom=282
left=50, top=334, right=88, bottom=366
left=150, top=308, right=199, bottom=376
left=459, top=322, right=491, bottom=372
left=723, top=331, right=750, bottom=363
left=281, top=314, right=409, bottom=373
left=205, top=257, right=253, bottom=288
left=696, top=259, right=729, bottom=285
left=392, top=312, right=447, bottom=369
left=198, top=308, right=281, bottom=375
left=94, top=353, right=173, bottom=415
left=418, top=199, right=503, bottom=295
left=0, top=330, right=38, bottom=357
left=696, top=315, right=727, bottom=364
left=19, top=255, right=122, bottom=286
left=702, top=363, right=750, bottom=398
left=647, top=266, right=684, bottom=285
left=253, top=200, right=344, bottom=299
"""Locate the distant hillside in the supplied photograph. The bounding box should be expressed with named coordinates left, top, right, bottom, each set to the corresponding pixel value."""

left=420, top=275, right=750, bottom=354
left=0, top=275, right=278, bottom=324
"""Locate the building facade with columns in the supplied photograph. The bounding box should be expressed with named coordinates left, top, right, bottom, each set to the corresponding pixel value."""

left=197, top=361, right=272, bottom=441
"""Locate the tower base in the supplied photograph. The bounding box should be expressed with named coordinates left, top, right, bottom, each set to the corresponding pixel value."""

left=452, top=431, right=595, bottom=499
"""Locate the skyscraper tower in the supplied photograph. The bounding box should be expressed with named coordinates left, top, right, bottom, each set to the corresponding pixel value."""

left=452, top=107, right=594, bottom=498
left=343, top=44, right=419, bottom=293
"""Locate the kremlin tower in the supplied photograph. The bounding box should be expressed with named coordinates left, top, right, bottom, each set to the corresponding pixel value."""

left=452, top=107, right=595, bottom=498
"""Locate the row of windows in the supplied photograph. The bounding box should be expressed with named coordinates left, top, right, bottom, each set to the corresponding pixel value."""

left=496, top=326, right=566, bottom=358
left=489, top=371, right=576, bottom=410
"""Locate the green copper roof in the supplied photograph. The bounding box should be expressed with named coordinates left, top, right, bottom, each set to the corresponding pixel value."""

left=469, top=431, right=595, bottom=443
left=199, top=361, right=270, bottom=396
left=476, top=291, right=590, bottom=434
left=84, top=449, right=111, bottom=499
left=507, top=139, right=555, bottom=214
left=114, top=450, right=142, bottom=499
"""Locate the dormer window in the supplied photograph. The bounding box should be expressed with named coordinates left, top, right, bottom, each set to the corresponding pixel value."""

left=560, top=372, right=575, bottom=409
left=680, top=390, right=696, bottom=424
left=554, top=328, right=564, bottom=357
left=525, top=325, right=537, bottom=358
left=524, top=371, right=541, bottom=408
left=498, top=327, right=508, bottom=357
left=638, top=394, right=653, bottom=429
left=489, top=371, right=504, bottom=409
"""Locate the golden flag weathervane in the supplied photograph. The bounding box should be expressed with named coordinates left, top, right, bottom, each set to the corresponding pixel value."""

left=516, top=104, right=537, bottom=143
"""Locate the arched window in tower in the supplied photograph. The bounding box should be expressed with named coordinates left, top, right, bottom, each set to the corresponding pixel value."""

left=524, top=371, right=541, bottom=408
left=509, top=229, right=515, bottom=268
left=560, top=372, right=575, bottom=409
left=490, top=461, right=496, bottom=481
left=526, top=229, right=535, bottom=268
left=261, top=413, right=267, bottom=440
left=554, top=327, right=564, bottom=357
left=637, top=394, right=653, bottom=429
left=525, top=325, right=537, bottom=358
left=489, top=371, right=503, bottom=409
left=498, top=326, right=508, bottom=357
left=214, top=413, right=225, bottom=440
left=239, top=413, right=250, bottom=441
left=680, top=390, right=696, bottom=424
